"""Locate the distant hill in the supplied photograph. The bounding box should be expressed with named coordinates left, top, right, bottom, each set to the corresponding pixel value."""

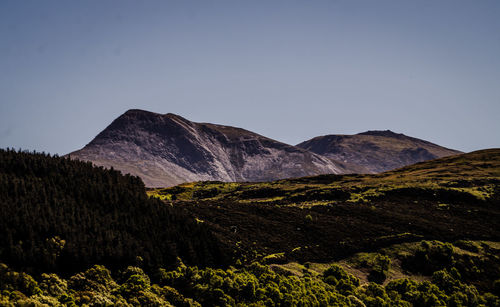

left=297, top=130, right=462, bottom=173
left=70, top=109, right=359, bottom=187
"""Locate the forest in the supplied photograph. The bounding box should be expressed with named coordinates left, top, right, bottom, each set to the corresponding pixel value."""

left=0, top=148, right=227, bottom=275
left=1, top=240, right=500, bottom=306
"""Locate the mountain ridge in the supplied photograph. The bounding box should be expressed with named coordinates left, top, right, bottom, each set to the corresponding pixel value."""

left=297, top=130, right=461, bottom=173
left=71, top=109, right=461, bottom=187
left=70, top=109, right=357, bottom=187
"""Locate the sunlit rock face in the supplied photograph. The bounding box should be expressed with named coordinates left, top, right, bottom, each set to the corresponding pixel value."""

left=70, top=109, right=354, bottom=187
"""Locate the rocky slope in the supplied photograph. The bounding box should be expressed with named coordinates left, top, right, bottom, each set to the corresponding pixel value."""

left=297, top=130, right=461, bottom=173
left=70, top=109, right=356, bottom=187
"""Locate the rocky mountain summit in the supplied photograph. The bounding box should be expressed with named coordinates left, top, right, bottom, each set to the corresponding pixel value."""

left=71, top=110, right=461, bottom=187
left=297, top=130, right=461, bottom=173
left=70, top=109, right=356, bottom=187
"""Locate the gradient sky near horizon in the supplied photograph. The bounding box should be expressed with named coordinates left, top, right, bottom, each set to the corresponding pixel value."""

left=1, top=0, right=499, bottom=155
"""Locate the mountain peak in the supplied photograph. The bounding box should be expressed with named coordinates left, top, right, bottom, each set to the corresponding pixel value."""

left=357, top=130, right=404, bottom=137
left=70, top=110, right=351, bottom=187
left=164, top=112, right=192, bottom=123
left=164, top=112, right=180, bottom=117
left=123, top=109, right=158, bottom=116
left=297, top=131, right=461, bottom=173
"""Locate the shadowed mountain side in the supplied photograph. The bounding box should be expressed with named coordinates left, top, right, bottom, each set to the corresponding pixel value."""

left=297, top=130, right=461, bottom=173
left=70, top=109, right=359, bottom=187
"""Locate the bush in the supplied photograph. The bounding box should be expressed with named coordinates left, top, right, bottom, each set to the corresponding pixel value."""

left=368, top=254, right=391, bottom=284
left=403, top=241, right=454, bottom=275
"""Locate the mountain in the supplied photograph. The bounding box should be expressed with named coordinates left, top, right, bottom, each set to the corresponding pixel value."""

left=70, top=109, right=358, bottom=187
left=297, top=130, right=462, bottom=173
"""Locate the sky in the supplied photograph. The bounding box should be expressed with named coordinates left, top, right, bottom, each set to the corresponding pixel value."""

left=1, top=0, right=499, bottom=155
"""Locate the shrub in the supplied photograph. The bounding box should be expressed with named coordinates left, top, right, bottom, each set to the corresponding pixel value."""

left=368, top=254, right=391, bottom=284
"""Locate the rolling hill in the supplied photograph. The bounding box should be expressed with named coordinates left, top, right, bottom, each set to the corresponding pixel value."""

left=149, top=149, right=500, bottom=263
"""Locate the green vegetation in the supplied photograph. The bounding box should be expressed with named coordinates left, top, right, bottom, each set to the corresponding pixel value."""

left=0, top=149, right=226, bottom=275
left=1, top=240, right=499, bottom=306
left=145, top=153, right=499, bottom=267
left=347, top=253, right=391, bottom=284
left=149, top=176, right=497, bottom=205
left=1, top=148, right=500, bottom=305
left=149, top=149, right=500, bottom=205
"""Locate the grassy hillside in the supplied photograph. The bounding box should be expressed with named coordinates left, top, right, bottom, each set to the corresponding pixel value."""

left=149, top=149, right=500, bottom=264
left=150, top=148, right=500, bottom=202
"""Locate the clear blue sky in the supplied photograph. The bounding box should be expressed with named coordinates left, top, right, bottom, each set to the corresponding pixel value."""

left=1, top=0, right=499, bottom=154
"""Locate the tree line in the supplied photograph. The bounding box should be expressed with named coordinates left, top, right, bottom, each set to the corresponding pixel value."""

left=0, top=149, right=228, bottom=276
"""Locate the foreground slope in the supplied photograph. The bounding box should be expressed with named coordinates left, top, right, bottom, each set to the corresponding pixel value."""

left=2, top=239, right=499, bottom=306
left=1, top=149, right=499, bottom=305
left=297, top=130, right=462, bottom=173
left=70, top=109, right=355, bottom=187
